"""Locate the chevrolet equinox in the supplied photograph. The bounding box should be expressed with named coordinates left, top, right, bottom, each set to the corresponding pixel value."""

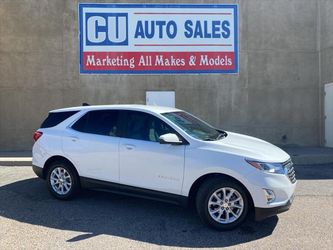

left=32, top=105, right=296, bottom=230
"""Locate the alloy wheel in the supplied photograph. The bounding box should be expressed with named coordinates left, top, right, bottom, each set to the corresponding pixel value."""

left=207, top=187, right=244, bottom=224
left=50, top=167, right=72, bottom=195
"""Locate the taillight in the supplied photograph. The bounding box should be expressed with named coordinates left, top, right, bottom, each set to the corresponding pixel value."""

left=33, top=131, right=43, bottom=142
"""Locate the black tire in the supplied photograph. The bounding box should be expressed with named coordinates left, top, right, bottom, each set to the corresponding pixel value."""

left=196, top=176, right=249, bottom=230
left=46, top=160, right=80, bottom=200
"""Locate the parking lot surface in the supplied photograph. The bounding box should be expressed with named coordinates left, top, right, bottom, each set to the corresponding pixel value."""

left=0, top=165, right=332, bottom=249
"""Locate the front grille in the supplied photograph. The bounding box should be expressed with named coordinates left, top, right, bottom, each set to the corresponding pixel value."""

left=283, top=159, right=296, bottom=183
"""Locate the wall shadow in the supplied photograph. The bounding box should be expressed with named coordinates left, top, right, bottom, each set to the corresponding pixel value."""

left=0, top=178, right=278, bottom=248
left=294, top=164, right=333, bottom=180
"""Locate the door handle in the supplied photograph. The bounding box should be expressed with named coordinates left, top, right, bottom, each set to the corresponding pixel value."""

left=125, top=144, right=135, bottom=150
left=70, top=136, right=79, bottom=142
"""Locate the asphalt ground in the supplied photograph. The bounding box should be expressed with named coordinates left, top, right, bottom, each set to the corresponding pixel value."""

left=0, top=165, right=332, bottom=250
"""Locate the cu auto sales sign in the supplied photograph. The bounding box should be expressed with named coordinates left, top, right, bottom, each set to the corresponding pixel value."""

left=79, top=3, right=238, bottom=74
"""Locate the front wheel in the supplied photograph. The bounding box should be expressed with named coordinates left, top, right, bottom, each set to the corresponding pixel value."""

left=46, top=161, right=80, bottom=200
left=196, top=177, right=249, bottom=230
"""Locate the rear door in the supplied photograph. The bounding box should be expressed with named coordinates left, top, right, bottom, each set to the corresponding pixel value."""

left=62, top=110, right=120, bottom=182
left=118, top=110, right=185, bottom=194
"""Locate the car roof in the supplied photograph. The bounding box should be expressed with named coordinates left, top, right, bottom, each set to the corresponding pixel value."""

left=50, top=104, right=181, bottom=114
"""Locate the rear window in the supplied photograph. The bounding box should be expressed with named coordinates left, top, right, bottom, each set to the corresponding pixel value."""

left=40, top=111, right=78, bottom=128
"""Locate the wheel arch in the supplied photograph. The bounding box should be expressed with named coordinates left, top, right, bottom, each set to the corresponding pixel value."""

left=42, top=155, right=79, bottom=180
left=188, top=173, right=254, bottom=209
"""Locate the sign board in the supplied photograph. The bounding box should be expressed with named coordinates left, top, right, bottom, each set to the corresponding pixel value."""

left=79, top=3, right=238, bottom=74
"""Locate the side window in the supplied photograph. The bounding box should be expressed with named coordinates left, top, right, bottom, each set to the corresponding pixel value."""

left=41, top=111, right=78, bottom=128
left=72, top=110, right=119, bottom=136
left=148, top=116, right=175, bottom=142
left=125, top=111, right=175, bottom=142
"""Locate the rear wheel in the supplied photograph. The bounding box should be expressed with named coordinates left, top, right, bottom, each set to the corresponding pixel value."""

left=46, top=160, right=80, bottom=200
left=196, top=177, right=249, bottom=230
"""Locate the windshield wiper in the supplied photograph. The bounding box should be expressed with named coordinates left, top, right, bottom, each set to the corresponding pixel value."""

left=203, top=137, right=216, bottom=141
left=203, top=131, right=227, bottom=141
left=216, top=131, right=227, bottom=140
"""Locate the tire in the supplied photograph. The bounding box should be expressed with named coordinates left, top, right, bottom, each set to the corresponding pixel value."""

left=46, top=160, right=80, bottom=200
left=196, top=176, right=249, bottom=230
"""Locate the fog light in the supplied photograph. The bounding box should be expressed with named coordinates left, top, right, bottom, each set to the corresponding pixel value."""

left=263, top=189, right=275, bottom=203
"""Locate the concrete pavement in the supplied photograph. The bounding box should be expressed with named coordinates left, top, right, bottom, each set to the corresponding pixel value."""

left=0, top=164, right=332, bottom=249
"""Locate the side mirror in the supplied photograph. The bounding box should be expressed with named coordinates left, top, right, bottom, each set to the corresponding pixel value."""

left=159, top=133, right=183, bottom=145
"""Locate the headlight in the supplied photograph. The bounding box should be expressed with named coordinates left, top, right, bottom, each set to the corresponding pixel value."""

left=246, top=160, right=286, bottom=174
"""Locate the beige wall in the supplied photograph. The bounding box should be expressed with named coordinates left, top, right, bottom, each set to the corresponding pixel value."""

left=0, top=0, right=329, bottom=151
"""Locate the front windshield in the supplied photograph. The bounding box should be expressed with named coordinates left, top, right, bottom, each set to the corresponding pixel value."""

left=162, top=111, right=226, bottom=141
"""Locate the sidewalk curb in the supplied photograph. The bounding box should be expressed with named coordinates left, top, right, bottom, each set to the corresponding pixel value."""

left=0, top=158, right=32, bottom=166
left=1, top=157, right=332, bottom=167
left=0, top=147, right=332, bottom=167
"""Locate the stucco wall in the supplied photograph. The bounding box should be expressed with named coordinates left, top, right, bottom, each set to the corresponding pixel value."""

left=0, top=0, right=328, bottom=151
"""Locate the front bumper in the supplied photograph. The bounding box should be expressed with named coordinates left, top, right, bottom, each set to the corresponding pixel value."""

left=255, top=195, right=294, bottom=221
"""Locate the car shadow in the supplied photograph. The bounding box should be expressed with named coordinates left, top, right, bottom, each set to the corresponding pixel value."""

left=0, top=178, right=278, bottom=247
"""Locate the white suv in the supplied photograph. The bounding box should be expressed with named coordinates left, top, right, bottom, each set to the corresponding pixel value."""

left=32, top=105, right=296, bottom=230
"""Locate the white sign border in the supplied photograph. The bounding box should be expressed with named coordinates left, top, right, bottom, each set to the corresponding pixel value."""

left=78, top=3, right=239, bottom=75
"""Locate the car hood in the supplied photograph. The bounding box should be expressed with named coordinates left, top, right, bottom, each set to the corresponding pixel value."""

left=207, top=131, right=290, bottom=163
